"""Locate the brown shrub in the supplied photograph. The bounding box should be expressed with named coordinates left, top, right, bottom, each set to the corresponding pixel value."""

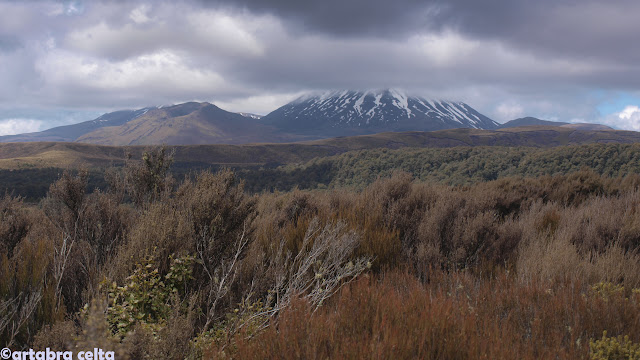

left=333, top=187, right=402, bottom=271
left=41, top=170, right=134, bottom=313
left=364, top=173, right=436, bottom=251
left=45, top=169, right=88, bottom=226
left=112, top=200, right=193, bottom=280
left=228, top=273, right=473, bottom=359
left=0, top=194, right=31, bottom=258
left=124, top=146, right=176, bottom=208
left=107, top=169, right=258, bottom=336
left=177, top=169, right=257, bottom=275
left=71, top=301, right=130, bottom=359
left=1, top=234, right=62, bottom=347
left=9, top=164, right=640, bottom=352
left=32, top=320, right=77, bottom=351
left=114, top=169, right=256, bottom=278
left=120, top=310, right=196, bottom=360
left=548, top=169, right=606, bottom=206
left=517, top=228, right=640, bottom=289
left=228, top=269, right=640, bottom=359
left=79, top=191, right=134, bottom=266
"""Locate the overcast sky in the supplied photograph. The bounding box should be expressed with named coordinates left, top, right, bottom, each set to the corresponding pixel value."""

left=2, top=0, right=640, bottom=135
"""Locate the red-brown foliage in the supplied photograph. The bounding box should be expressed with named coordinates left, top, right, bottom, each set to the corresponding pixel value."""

left=227, top=270, right=640, bottom=360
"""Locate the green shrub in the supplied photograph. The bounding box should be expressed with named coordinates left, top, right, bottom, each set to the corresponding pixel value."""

left=105, top=254, right=196, bottom=336
left=590, top=331, right=640, bottom=360
left=591, top=282, right=625, bottom=300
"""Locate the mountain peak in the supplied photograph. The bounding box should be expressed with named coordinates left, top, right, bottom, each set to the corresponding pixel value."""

left=262, top=89, right=498, bottom=137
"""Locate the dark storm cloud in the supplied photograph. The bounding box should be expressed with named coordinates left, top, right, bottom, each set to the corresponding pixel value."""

left=197, top=0, right=439, bottom=37
left=203, top=0, right=640, bottom=64
left=433, top=0, right=640, bottom=63
left=0, top=34, right=21, bottom=52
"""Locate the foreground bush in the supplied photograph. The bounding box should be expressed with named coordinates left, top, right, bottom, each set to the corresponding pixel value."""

left=5, top=148, right=640, bottom=358
left=225, top=271, right=640, bottom=359
left=590, top=331, right=640, bottom=360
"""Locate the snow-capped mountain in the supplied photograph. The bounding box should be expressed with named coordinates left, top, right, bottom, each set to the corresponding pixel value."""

left=261, top=89, right=499, bottom=137
left=0, top=90, right=500, bottom=145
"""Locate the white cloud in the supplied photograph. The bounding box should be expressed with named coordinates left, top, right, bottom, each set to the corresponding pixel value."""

left=493, top=102, right=525, bottom=122
left=35, top=49, right=232, bottom=106
left=603, top=105, right=640, bottom=130
left=0, top=118, right=43, bottom=136
left=414, top=31, right=481, bottom=67
left=44, top=3, right=65, bottom=17
left=618, top=105, right=640, bottom=120
left=187, top=10, right=268, bottom=57
left=130, top=4, right=152, bottom=24
left=213, top=92, right=304, bottom=114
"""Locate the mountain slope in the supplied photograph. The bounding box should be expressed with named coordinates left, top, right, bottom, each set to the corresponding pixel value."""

left=498, top=117, right=614, bottom=131
left=0, top=108, right=154, bottom=143
left=76, top=102, right=279, bottom=145
left=261, top=89, right=499, bottom=138
left=0, top=104, right=269, bottom=145
left=560, top=123, right=614, bottom=131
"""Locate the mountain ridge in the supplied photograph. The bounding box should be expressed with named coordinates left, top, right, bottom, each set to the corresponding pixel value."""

left=75, top=102, right=279, bottom=145
left=0, top=108, right=154, bottom=142
left=0, top=91, right=615, bottom=146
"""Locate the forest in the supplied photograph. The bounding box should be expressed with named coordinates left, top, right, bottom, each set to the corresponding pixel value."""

left=2, top=145, right=640, bottom=359
left=4, top=143, right=640, bottom=201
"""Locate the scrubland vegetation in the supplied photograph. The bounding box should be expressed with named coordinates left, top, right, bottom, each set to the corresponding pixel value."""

left=241, top=143, right=640, bottom=191
left=3, top=146, right=640, bottom=359
left=5, top=143, right=640, bottom=200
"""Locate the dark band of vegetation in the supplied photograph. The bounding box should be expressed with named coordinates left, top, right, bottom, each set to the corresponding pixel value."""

left=4, top=143, right=640, bottom=200
left=240, top=143, right=640, bottom=192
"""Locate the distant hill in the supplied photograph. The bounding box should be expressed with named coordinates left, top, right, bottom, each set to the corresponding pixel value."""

left=75, top=102, right=283, bottom=145
left=0, top=103, right=273, bottom=145
left=560, top=123, right=614, bottom=131
left=0, top=108, right=154, bottom=142
left=498, top=117, right=613, bottom=131
left=498, top=117, right=569, bottom=128
left=2, top=126, right=639, bottom=170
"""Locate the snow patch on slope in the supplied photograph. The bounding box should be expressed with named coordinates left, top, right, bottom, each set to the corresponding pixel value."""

left=354, top=92, right=367, bottom=116
left=389, top=88, right=412, bottom=118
